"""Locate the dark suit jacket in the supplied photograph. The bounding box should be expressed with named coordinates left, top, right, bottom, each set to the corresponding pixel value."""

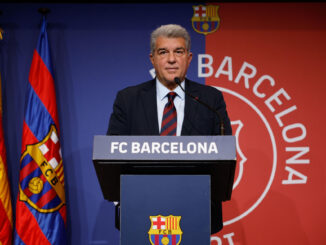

left=108, top=78, right=232, bottom=136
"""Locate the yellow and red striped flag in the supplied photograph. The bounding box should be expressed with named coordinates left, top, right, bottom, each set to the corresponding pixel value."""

left=0, top=72, right=13, bottom=245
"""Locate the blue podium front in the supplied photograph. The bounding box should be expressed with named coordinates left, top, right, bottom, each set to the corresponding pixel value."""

left=92, top=136, right=236, bottom=245
left=121, top=175, right=210, bottom=245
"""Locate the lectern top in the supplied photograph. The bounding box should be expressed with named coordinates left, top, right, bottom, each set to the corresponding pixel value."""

left=93, top=135, right=236, bottom=161
left=92, top=135, right=236, bottom=201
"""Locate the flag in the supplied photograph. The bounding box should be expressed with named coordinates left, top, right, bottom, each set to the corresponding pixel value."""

left=14, top=17, right=67, bottom=245
left=0, top=72, right=13, bottom=244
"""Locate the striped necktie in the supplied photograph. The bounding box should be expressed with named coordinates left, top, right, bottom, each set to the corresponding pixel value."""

left=160, top=92, right=177, bottom=136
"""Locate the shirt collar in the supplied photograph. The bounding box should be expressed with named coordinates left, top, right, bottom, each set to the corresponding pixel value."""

left=156, top=78, right=185, bottom=101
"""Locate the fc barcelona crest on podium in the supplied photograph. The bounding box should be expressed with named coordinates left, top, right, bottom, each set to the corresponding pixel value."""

left=191, top=5, right=220, bottom=35
left=148, top=215, right=182, bottom=245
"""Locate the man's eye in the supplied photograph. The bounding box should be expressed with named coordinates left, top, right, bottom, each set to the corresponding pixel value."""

left=175, top=50, right=185, bottom=56
left=158, top=50, right=168, bottom=55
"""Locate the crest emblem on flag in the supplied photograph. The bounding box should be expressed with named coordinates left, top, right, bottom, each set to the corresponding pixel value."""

left=19, top=124, right=65, bottom=213
left=191, top=5, right=220, bottom=35
left=148, top=215, right=182, bottom=245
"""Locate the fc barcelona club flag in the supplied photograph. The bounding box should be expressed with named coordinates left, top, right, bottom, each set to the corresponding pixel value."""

left=14, top=17, right=67, bottom=245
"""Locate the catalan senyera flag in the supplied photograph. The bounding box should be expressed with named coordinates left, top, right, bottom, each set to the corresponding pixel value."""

left=14, top=17, right=67, bottom=245
left=0, top=74, right=13, bottom=244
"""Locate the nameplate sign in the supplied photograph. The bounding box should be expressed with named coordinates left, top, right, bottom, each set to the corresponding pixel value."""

left=93, top=135, right=236, bottom=161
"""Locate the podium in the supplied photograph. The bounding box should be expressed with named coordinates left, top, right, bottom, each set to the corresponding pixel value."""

left=92, top=135, right=236, bottom=245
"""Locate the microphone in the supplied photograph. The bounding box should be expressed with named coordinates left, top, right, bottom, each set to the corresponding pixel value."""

left=174, top=77, right=225, bottom=135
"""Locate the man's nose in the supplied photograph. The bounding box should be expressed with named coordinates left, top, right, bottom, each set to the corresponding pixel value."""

left=167, top=52, right=176, bottom=63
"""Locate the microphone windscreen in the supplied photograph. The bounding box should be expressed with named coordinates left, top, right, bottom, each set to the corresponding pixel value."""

left=174, top=77, right=181, bottom=85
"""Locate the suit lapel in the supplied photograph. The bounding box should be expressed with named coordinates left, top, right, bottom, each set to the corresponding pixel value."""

left=181, top=79, right=200, bottom=135
left=140, top=79, right=159, bottom=135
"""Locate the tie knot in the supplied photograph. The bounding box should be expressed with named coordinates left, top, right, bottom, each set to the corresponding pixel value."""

left=167, top=92, right=177, bottom=102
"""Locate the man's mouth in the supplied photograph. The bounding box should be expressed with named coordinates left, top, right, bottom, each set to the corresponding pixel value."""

left=166, top=67, right=178, bottom=72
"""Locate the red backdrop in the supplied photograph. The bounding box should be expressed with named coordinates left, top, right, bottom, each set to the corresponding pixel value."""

left=201, top=3, right=326, bottom=245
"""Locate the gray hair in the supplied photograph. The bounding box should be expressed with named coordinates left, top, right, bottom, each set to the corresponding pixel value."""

left=150, top=24, right=191, bottom=54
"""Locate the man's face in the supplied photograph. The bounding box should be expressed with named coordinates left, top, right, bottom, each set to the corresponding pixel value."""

left=150, top=36, right=192, bottom=88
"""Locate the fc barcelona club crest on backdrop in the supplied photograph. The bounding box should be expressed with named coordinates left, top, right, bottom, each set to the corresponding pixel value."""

left=148, top=215, right=182, bottom=245
left=191, top=5, right=220, bottom=35
left=19, top=124, right=65, bottom=213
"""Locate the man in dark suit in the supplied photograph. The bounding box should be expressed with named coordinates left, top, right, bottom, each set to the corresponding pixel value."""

left=107, top=24, right=232, bottom=234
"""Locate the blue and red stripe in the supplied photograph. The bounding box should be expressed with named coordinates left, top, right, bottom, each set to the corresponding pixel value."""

left=35, top=19, right=54, bottom=78
left=29, top=49, right=59, bottom=129
left=26, top=203, right=66, bottom=245
left=150, top=234, right=180, bottom=245
left=21, top=121, right=38, bottom=153
left=15, top=201, right=51, bottom=245
left=20, top=154, right=38, bottom=174
left=24, top=82, right=55, bottom=142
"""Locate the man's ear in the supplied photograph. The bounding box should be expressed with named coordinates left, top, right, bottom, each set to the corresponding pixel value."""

left=149, top=53, right=154, bottom=65
left=188, top=51, right=193, bottom=64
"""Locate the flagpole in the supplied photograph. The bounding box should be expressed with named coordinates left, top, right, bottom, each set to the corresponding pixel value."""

left=38, top=7, right=50, bottom=16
